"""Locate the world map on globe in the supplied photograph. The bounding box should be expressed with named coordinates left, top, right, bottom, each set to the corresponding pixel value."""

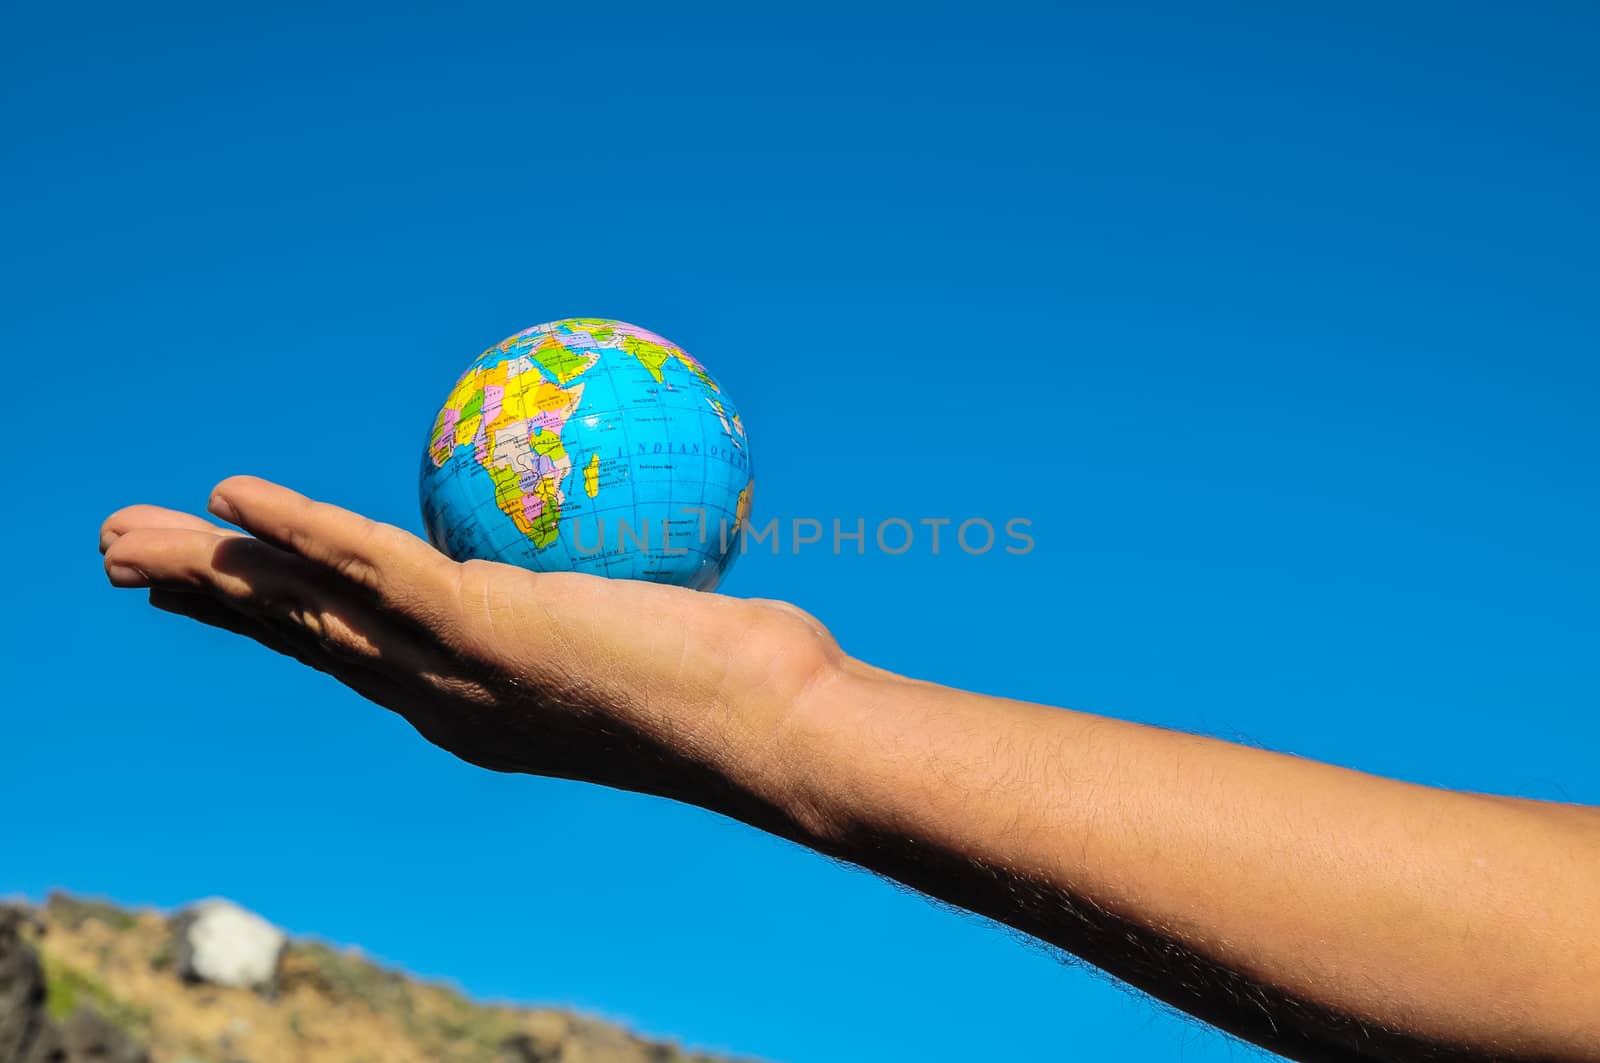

left=420, top=318, right=753, bottom=590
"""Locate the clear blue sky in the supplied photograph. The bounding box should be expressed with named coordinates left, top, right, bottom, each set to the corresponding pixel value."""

left=4, top=3, right=1597, bottom=1060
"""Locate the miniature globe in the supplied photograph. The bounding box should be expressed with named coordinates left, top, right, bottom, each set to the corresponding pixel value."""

left=420, top=319, right=753, bottom=590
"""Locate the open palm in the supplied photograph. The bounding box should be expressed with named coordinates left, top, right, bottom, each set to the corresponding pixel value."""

left=101, top=477, right=839, bottom=801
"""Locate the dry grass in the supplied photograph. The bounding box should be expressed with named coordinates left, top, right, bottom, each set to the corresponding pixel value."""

left=26, top=893, right=739, bottom=1063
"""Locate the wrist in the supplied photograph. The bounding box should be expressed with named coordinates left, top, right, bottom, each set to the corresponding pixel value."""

left=631, top=649, right=872, bottom=846
left=739, top=657, right=901, bottom=850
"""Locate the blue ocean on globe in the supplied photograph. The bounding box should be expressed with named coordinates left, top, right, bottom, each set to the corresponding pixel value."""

left=420, top=319, right=753, bottom=590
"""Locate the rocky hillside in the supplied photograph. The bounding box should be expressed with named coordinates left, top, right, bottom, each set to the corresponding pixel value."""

left=0, top=894, right=755, bottom=1063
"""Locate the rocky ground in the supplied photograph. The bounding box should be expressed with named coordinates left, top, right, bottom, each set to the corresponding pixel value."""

left=0, top=893, right=753, bottom=1063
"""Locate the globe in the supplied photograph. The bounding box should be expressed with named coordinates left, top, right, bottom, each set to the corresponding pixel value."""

left=420, top=318, right=753, bottom=590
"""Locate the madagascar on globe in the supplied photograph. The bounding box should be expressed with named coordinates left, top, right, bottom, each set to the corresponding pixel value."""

left=420, top=319, right=753, bottom=591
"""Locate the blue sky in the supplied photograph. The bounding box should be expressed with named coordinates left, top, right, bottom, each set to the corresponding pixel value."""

left=3, top=3, right=1597, bottom=1060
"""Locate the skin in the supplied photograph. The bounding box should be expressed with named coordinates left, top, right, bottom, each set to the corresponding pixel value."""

left=101, top=477, right=1600, bottom=1062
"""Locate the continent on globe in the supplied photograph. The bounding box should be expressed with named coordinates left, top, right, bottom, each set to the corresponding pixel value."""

left=420, top=319, right=754, bottom=591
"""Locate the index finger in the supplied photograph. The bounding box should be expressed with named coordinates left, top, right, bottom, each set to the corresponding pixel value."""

left=207, top=476, right=453, bottom=611
left=101, top=503, right=241, bottom=553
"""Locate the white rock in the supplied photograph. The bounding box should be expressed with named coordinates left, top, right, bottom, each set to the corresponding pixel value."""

left=172, top=899, right=285, bottom=990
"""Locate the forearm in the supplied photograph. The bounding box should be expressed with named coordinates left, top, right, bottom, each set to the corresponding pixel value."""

left=99, top=485, right=1598, bottom=1060
left=693, top=661, right=1600, bottom=1062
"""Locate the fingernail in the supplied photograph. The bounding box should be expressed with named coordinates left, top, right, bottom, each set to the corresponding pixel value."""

left=106, top=563, right=149, bottom=588
left=208, top=494, right=239, bottom=523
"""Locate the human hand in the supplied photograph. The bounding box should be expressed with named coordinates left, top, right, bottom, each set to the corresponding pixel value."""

left=97, top=481, right=1600, bottom=1063
left=100, top=477, right=841, bottom=810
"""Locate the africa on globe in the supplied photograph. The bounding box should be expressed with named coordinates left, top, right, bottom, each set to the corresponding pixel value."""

left=420, top=319, right=753, bottom=591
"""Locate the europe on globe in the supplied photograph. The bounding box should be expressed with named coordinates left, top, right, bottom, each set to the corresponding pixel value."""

left=420, top=319, right=753, bottom=590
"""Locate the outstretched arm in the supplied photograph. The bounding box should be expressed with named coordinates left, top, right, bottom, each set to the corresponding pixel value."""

left=101, top=478, right=1600, bottom=1063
